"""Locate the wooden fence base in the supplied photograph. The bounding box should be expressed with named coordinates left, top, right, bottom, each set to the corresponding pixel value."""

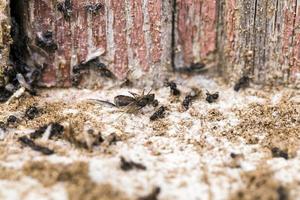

left=0, top=0, right=299, bottom=88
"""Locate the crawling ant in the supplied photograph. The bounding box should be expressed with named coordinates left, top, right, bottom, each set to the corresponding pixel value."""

left=7, top=115, right=18, bottom=125
left=36, top=31, right=58, bottom=52
left=182, top=88, right=200, bottom=110
left=72, top=58, right=114, bottom=86
left=57, top=0, right=72, bottom=20
left=25, top=106, right=40, bottom=120
left=183, top=95, right=193, bottom=110
left=85, top=3, right=104, bottom=15
left=175, top=62, right=206, bottom=74
left=115, top=90, right=157, bottom=113
left=77, top=58, right=114, bottom=78
left=150, top=106, right=166, bottom=121
left=6, top=115, right=19, bottom=128
left=206, top=91, right=219, bottom=103
left=165, top=81, right=180, bottom=96
left=234, top=76, right=250, bottom=91
left=92, top=90, right=157, bottom=114
left=271, top=147, right=288, bottom=160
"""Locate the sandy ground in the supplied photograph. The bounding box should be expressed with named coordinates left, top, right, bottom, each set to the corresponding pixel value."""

left=0, top=75, right=299, bottom=200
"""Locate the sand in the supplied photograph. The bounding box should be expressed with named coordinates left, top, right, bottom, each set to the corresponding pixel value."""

left=0, top=74, right=299, bottom=200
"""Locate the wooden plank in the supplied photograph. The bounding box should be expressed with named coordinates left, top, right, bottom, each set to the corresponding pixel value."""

left=217, top=0, right=300, bottom=88
left=4, top=0, right=300, bottom=88
left=23, top=0, right=173, bottom=87
left=174, top=0, right=217, bottom=68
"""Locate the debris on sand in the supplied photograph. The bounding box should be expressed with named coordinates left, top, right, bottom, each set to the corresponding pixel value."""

left=30, top=122, right=64, bottom=140
left=18, top=136, right=54, bottom=155
left=138, top=187, right=161, bottom=200
left=120, top=156, right=146, bottom=171
left=271, top=147, right=288, bottom=160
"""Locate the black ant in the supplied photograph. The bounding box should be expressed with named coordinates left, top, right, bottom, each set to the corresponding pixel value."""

left=182, top=88, right=200, bottom=110
left=234, top=76, right=250, bottom=91
left=25, top=106, right=40, bottom=120
left=150, top=106, right=166, bottom=121
left=57, top=0, right=73, bottom=20
left=206, top=90, right=219, bottom=103
left=85, top=3, right=104, bottom=15
left=175, top=62, right=206, bottom=74
left=165, top=81, right=180, bottom=96
left=36, top=31, right=58, bottom=52
left=72, top=58, right=114, bottom=86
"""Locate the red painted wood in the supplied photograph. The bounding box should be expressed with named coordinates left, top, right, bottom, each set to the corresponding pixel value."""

left=175, top=0, right=217, bottom=68
left=23, top=0, right=172, bottom=87
left=13, top=0, right=300, bottom=88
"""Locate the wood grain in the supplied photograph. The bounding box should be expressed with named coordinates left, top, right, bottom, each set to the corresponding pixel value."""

left=5, top=0, right=300, bottom=88
left=174, top=0, right=217, bottom=68
left=23, top=0, right=173, bottom=87
left=217, top=0, right=300, bottom=88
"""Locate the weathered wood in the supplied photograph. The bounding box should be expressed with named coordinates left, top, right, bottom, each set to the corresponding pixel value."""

left=217, top=0, right=300, bottom=88
left=23, top=0, right=173, bottom=87
left=174, top=0, right=217, bottom=68
left=3, top=0, right=300, bottom=88
left=0, top=0, right=11, bottom=87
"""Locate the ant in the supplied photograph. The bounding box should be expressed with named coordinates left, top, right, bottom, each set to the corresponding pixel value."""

left=182, top=88, right=201, bottom=110
left=57, top=0, right=73, bottom=20
left=150, top=106, right=166, bottom=121
left=36, top=31, right=58, bottom=52
left=72, top=58, right=114, bottom=86
left=175, top=62, right=206, bottom=74
left=85, top=3, right=104, bottom=15
left=206, top=90, right=219, bottom=103
left=92, top=90, right=157, bottom=114
left=164, top=81, right=180, bottom=96
left=234, top=76, right=250, bottom=91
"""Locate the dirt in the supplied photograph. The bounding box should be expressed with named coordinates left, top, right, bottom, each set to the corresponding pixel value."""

left=229, top=165, right=290, bottom=200
left=22, top=161, right=129, bottom=200
left=0, top=75, right=299, bottom=200
left=220, top=99, right=300, bottom=158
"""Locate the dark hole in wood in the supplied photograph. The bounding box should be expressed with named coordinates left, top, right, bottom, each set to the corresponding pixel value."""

left=7, top=0, right=41, bottom=94
left=10, top=0, right=29, bottom=72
